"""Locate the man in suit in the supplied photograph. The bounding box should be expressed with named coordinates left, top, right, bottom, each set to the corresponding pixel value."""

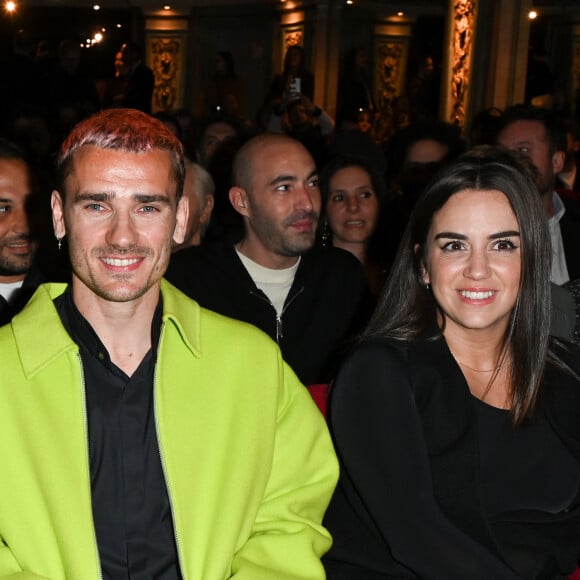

left=497, top=104, right=580, bottom=284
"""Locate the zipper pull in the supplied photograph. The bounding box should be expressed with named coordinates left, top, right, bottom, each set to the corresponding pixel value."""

left=276, top=315, right=283, bottom=342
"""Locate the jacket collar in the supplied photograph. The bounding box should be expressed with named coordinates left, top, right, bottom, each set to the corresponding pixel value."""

left=12, top=280, right=202, bottom=379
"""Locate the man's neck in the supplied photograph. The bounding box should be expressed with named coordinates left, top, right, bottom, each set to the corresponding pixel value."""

left=71, top=280, right=160, bottom=376
left=235, top=239, right=299, bottom=270
left=0, top=278, right=24, bottom=303
left=543, top=190, right=556, bottom=218
left=0, top=273, right=26, bottom=284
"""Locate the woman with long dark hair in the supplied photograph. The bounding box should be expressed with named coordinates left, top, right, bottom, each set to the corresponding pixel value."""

left=323, top=146, right=580, bottom=579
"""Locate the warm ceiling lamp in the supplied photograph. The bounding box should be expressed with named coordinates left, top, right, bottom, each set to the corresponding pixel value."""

left=528, top=10, right=538, bottom=20
left=93, top=4, right=100, bottom=10
left=5, top=0, right=16, bottom=12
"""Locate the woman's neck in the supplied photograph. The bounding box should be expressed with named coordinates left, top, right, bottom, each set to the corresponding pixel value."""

left=444, top=329, right=512, bottom=408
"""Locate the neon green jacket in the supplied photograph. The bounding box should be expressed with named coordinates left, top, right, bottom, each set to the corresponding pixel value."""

left=0, top=281, right=338, bottom=579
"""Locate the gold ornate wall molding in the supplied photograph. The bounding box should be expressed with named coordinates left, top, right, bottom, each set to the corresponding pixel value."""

left=444, top=0, right=478, bottom=127
left=145, top=18, right=188, bottom=113
left=284, top=27, right=304, bottom=48
left=371, top=21, right=411, bottom=141
left=279, top=9, right=305, bottom=70
left=375, top=40, right=406, bottom=111
left=149, top=35, right=185, bottom=112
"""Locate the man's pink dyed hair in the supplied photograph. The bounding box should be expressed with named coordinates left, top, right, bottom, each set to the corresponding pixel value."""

left=56, top=108, right=185, bottom=199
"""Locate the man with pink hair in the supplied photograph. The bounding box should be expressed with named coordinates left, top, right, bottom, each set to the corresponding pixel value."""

left=0, top=108, right=337, bottom=579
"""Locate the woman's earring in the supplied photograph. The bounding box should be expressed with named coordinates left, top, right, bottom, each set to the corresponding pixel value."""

left=57, top=237, right=62, bottom=251
left=321, top=220, right=330, bottom=247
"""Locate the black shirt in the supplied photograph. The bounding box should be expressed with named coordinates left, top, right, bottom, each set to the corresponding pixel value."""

left=55, top=289, right=182, bottom=579
left=475, top=396, right=580, bottom=516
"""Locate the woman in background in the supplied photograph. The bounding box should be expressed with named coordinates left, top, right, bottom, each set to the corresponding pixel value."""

left=323, top=146, right=580, bottom=579
left=320, top=155, right=387, bottom=296
left=201, top=51, right=244, bottom=117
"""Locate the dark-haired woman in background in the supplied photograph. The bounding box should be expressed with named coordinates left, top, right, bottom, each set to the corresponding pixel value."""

left=320, top=155, right=388, bottom=296
left=201, top=51, right=245, bottom=118
left=323, top=146, right=580, bottom=579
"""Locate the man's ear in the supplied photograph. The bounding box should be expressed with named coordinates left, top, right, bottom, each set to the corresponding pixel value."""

left=200, top=194, right=215, bottom=225
left=51, top=190, right=66, bottom=240
left=172, top=195, right=189, bottom=245
left=229, top=186, right=250, bottom=217
left=552, top=150, right=566, bottom=174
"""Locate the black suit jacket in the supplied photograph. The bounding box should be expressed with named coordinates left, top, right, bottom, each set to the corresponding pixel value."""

left=559, top=195, right=580, bottom=281
left=0, top=265, right=45, bottom=326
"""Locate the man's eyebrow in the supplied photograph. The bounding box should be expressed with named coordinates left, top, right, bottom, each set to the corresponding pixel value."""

left=270, top=174, right=297, bottom=186
left=269, top=169, right=318, bottom=187
left=73, top=193, right=171, bottom=205
left=73, top=193, right=112, bottom=203
left=134, top=194, right=172, bottom=205
left=0, top=197, right=14, bottom=203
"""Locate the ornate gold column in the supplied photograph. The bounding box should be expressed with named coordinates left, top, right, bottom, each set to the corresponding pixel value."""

left=373, top=17, right=413, bottom=116
left=144, top=10, right=190, bottom=114
left=443, top=0, right=533, bottom=129
left=441, top=0, right=479, bottom=126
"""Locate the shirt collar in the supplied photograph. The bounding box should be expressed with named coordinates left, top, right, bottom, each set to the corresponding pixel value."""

left=550, top=191, right=566, bottom=224
left=55, top=286, right=163, bottom=365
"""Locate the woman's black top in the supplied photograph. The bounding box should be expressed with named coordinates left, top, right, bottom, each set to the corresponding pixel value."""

left=323, top=336, right=580, bottom=579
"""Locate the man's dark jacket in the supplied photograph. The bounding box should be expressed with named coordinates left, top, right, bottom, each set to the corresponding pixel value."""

left=166, top=242, right=370, bottom=386
left=0, top=265, right=45, bottom=326
left=560, top=194, right=580, bottom=281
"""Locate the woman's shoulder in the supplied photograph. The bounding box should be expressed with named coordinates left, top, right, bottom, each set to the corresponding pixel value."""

left=331, top=335, right=455, bottom=415
left=340, top=335, right=447, bottom=380
left=348, top=334, right=446, bottom=362
left=347, top=336, right=408, bottom=362
left=330, top=338, right=414, bottom=410
left=331, top=338, right=410, bottom=390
